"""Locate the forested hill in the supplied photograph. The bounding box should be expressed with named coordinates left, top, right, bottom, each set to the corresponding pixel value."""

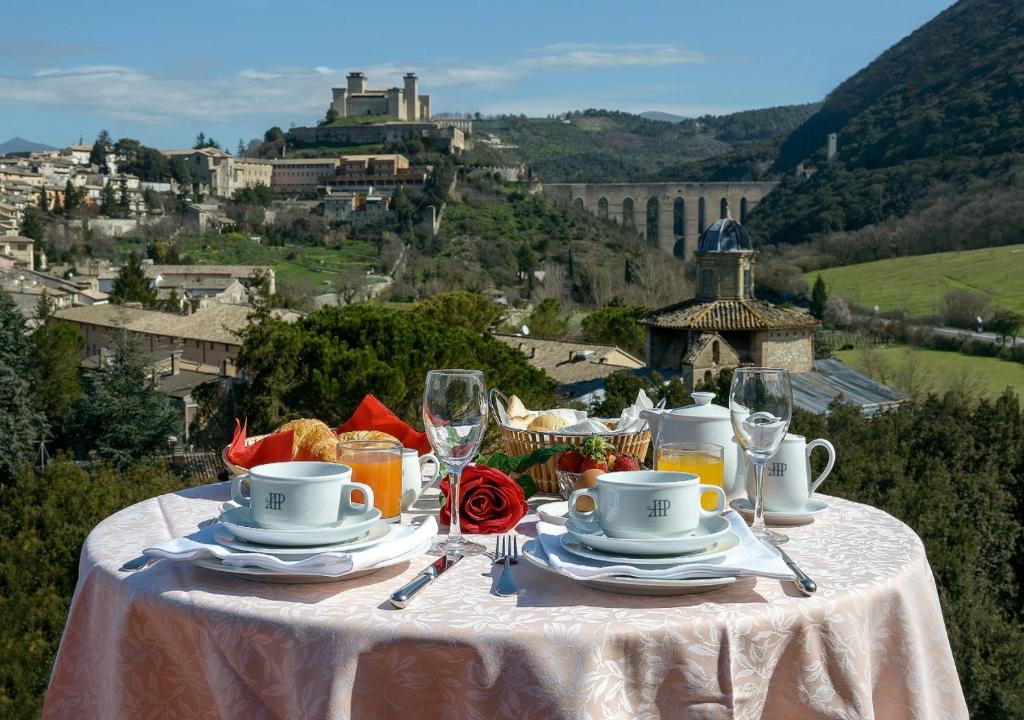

left=470, top=104, right=818, bottom=182
left=747, top=0, right=1024, bottom=247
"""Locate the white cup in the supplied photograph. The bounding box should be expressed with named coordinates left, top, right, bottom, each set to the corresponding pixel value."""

left=401, top=449, right=439, bottom=510
left=568, top=470, right=726, bottom=539
left=744, top=434, right=836, bottom=512
left=231, top=461, right=374, bottom=529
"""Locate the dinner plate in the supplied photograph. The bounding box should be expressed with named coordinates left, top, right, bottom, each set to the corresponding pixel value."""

left=190, top=540, right=431, bottom=584
left=565, top=514, right=731, bottom=556
left=219, top=505, right=382, bottom=547
left=537, top=500, right=569, bottom=526
left=213, top=520, right=395, bottom=557
left=522, top=540, right=737, bottom=596
left=559, top=530, right=739, bottom=566
left=730, top=497, right=828, bottom=526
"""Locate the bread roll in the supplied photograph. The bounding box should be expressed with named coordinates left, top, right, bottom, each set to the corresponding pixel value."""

left=277, top=419, right=337, bottom=462
left=506, top=394, right=530, bottom=419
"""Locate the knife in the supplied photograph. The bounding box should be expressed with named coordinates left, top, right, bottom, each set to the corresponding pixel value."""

left=389, top=554, right=463, bottom=608
left=775, top=546, right=817, bottom=595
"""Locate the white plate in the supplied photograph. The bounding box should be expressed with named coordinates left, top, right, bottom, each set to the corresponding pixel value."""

left=565, top=514, right=731, bottom=556
left=219, top=505, right=382, bottom=547
left=730, top=497, right=828, bottom=526
left=522, top=540, right=736, bottom=596
left=213, top=520, right=395, bottom=557
left=191, top=540, right=431, bottom=584
left=537, top=500, right=569, bottom=526
left=560, top=530, right=738, bottom=566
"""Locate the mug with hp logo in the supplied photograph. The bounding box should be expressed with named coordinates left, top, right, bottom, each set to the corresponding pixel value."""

left=567, top=470, right=726, bottom=539
left=744, top=434, right=836, bottom=512
left=231, top=461, right=375, bottom=529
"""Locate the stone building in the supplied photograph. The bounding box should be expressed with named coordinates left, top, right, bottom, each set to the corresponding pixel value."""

left=642, top=210, right=818, bottom=389
left=330, top=72, right=430, bottom=121
left=161, top=148, right=272, bottom=198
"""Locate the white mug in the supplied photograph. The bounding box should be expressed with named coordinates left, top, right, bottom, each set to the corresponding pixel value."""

left=745, top=434, right=836, bottom=512
left=231, top=461, right=374, bottom=529
left=401, top=449, right=439, bottom=510
left=568, top=470, right=726, bottom=539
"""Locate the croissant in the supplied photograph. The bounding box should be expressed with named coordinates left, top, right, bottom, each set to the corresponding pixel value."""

left=335, top=430, right=400, bottom=444
left=277, top=419, right=338, bottom=462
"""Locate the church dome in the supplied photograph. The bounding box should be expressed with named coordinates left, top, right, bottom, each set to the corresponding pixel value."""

left=697, top=217, right=754, bottom=253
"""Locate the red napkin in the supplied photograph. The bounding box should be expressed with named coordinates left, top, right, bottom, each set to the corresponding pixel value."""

left=226, top=419, right=295, bottom=469
left=337, top=394, right=432, bottom=455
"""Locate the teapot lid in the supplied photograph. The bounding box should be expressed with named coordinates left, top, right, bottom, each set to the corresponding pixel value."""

left=669, top=391, right=730, bottom=419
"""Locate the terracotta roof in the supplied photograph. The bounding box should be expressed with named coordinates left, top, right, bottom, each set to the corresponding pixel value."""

left=642, top=298, right=818, bottom=331
left=493, top=334, right=645, bottom=386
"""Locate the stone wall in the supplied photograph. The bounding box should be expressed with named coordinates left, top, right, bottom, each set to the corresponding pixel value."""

left=544, top=181, right=777, bottom=261
left=287, top=123, right=464, bottom=152
left=754, top=331, right=814, bottom=372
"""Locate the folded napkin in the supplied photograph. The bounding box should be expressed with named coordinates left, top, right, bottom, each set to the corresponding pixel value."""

left=558, top=389, right=653, bottom=435
left=227, top=420, right=295, bottom=469
left=536, top=512, right=791, bottom=581
left=144, top=516, right=437, bottom=578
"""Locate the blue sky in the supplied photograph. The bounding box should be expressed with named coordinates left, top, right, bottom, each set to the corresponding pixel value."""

left=0, top=0, right=955, bottom=149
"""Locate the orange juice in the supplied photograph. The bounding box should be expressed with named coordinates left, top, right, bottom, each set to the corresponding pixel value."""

left=656, top=447, right=725, bottom=511
left=337, top=440, right=403, bottom=521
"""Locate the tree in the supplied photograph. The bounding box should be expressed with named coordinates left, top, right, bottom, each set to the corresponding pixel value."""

left=37, top=187, right=48, bottom=213
left=391, top=184, right=414, bottom=232
left=72, top=329, right=178, bottom=466
left=593, top=370, right=688, bottom=417
left=34, top=292, right=55, bottom=322
left=236, top=139, right=246, bottom=157
left=580, top=305, right=650, bottom=356
left=19, top=207, right=44, bottom=241
left=99, top=181, right=118, bottom=217
left=322, top=107, right=339, bottom=125
left=809, top=275, right=828, bottom=320
left=31, top=320, right=85, bottom=438
left=89, top=129, right=111, bottom=173
left=526, top=298, right=567, bottom=339
left=117, top=174, right=131, bottom=217
left=193, top=131, right=207, bottom=149
left=989, top=309, right=1023, bottom=346
left=263, top=127, right=285, bottom=143
left=109, top=253, right=156, bottom=306
left=415, top=292, right=502, bottom=332
left=63, top=179, right=81, bottom=214
left=0, top=291, right=46, bottom=484
left=942, top=289, right=990, bottom=329
left=516, top=242, right=536, bottom=290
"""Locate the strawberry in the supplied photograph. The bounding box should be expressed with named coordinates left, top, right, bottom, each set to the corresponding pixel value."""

left=578, top=436, right=615, bottom=473
left=557, top=450, right=584, bottom=473
left=580, top=456, right=609, bottom=473
left=612, top=454, right=642, bottom=472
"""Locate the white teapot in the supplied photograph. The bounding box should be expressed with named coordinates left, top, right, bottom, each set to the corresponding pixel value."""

left=640, top=391, right=746, bottom=500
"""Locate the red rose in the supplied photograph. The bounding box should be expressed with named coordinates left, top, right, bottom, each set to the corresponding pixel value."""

left=439, top=465, right=529, bottom=534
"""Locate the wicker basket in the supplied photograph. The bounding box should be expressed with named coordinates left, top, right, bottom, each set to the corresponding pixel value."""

left=490, top=390, right=651, bottom=494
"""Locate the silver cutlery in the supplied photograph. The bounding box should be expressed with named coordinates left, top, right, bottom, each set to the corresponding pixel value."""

left=493, top=535, right=519, bottom=597
left=775, top=546, right=817, bottom=595
left=119, top=555, right=156, bottom=572
left=389, top=553, right=463, bottom=608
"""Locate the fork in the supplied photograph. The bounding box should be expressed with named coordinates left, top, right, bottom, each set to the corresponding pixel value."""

left=493, top=535, right=519, bottom=596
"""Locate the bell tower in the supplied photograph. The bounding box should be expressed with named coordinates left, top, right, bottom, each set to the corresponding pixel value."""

left=694, top=205, right=756, bottom=301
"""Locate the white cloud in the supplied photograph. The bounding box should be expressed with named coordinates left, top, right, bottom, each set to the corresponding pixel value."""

left=0, top=43, right=707, bottom=126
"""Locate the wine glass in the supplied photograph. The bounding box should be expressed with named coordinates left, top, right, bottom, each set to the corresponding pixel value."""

left=423, top=369, right=488, bottom=556
left=729, top=367, right=792, bottom=545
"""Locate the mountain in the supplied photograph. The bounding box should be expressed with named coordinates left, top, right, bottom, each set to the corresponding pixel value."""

left=746, top=0, right=1024, bottom=247
left=0, top=136, right=58, bottom=155
left=470, top=104, right=819, bottom=182
left=640, top=111, right=688, bottom=123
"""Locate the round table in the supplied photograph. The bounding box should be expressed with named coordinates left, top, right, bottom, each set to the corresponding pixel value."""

left=44, top=483, right=967, bottom=720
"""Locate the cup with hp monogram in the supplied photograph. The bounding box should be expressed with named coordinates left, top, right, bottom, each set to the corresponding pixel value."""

left=567, top=470, right=727, bottom=539
left=230, top=461, right=375, bottom=529
left=744, top=434, right=836, bottom=512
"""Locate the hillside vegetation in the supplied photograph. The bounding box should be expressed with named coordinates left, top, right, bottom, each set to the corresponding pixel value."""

left=472, top=105, right=818, bottom=182
left=808, top=244, right=1024, bottom=318
left=747, top=0, right=1024, bottom=247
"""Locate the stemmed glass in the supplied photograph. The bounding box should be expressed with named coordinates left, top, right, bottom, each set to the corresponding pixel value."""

left=423, top=369, right=488, bottom=556
left=729, top=367, right=792, bottom=545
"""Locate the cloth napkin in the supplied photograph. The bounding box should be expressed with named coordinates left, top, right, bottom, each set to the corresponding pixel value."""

left=536, top=512, right=792, bottom=581
left=558, top=389, right=653, bottom=435
left=143, top=516, right=437, bottom=578
left=226, top=420, right=295, bottom=469
left=336, top=394, right=431, bottom=454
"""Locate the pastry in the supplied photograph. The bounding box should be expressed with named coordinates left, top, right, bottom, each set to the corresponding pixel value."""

left=277, top=419, right=338, bottom=462
left=335, top=430, right=400, bottom=444
left=528, top=414, right=568, bottom=432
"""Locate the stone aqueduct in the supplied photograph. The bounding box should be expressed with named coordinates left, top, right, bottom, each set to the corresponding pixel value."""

left=544, top=182, right=778, bottom=261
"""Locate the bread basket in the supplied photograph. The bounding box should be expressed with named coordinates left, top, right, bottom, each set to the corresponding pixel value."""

left=489, top=389, right=651, bottom=494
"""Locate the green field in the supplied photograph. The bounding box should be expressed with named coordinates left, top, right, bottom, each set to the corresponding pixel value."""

left=807, top=244, right=1024, bottom=317
left=836, top=345, right=1024, bottom=399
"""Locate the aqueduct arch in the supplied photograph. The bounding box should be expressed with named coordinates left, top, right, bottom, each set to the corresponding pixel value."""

left=544, top=181, right=778, bottom=261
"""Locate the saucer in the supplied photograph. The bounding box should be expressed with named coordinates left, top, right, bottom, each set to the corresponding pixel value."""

left=560, top=530, right=738, bottom=566
left=213, top=520, right=394, bottom=557
left=537, top=500, right=569, bottom=526
left=730, top=497, right=828, bottom=526
left=565, top=514, right=731, bottom=557
left=219, top=505, right=382, bottom=547
left=522, top=539, right=737, bottom=596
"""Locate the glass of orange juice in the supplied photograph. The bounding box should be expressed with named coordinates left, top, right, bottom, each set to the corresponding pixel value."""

left=655, top=442, right=725, bottom=511
left=336, top=439, right=403, bottom=522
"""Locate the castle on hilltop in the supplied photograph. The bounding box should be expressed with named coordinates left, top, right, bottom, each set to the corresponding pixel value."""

left=331, top=72, right=431, bottom=121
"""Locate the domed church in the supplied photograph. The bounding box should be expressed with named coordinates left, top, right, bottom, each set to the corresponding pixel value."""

left=641, top=205, right=818, bottom=390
